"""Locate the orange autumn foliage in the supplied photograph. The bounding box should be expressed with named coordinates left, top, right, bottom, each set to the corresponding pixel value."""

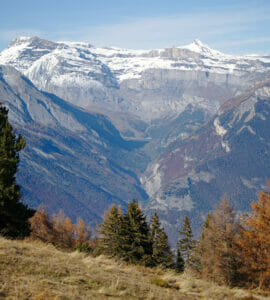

left=198, top=196, right=241, bottom=286
left=237, top=189, right=270, bottom=289
left=29, top=207, right=91, bottom=250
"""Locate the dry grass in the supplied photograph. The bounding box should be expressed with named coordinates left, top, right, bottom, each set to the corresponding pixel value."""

left=0, top=237, right=269, bottom=300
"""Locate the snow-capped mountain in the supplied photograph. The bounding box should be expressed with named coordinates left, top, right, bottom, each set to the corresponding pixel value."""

left=1, top=36, right=270, bottom=123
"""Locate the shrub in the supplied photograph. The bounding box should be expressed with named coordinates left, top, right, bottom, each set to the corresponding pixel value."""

left=73, top=242, right=92, bottom=253
left=150, top=277, right=170, bottom=288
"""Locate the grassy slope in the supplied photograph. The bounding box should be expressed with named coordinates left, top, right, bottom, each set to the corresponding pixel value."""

left=0, top=237, right=268, bottom=300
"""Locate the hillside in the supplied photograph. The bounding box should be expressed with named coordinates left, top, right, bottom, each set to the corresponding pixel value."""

left=143, top=82, right=270, bottom=240
left=0, top=65, right=148, bottom=227
left=0, top=237, right=268, bottom=300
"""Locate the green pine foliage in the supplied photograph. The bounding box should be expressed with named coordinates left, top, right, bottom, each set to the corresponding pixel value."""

left=98, top=204, right=123, bottom=257
left=177, top=216, right=195, bottom=269
left=99, top=200, right=176, bottom=268
left=176, top=249, right=185, bottom=273
left=0, top=105, right=34, bottom=238
left=150, top=212, right=174, bottom=268
left=120, top=200, right=152, bottom=265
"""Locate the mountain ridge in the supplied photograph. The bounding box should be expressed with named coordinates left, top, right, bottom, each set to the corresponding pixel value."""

left=1, top=36, right=270, bottom=123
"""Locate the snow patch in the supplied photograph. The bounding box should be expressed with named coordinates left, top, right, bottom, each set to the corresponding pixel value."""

left=221, top=141, right=231, bottom=152
left=214, top=117, right=227, bottom=136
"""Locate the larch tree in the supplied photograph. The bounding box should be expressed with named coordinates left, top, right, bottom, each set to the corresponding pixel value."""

left=74, top=217, right=91, bottom=245
left=0, top=105, right=34, bottom=238
left=199, top=196, right=240, bottom=286
left=30, top=207, right=91, bottom=250
left=29, top=206, right=55, bottom=243
left=237, top=189, right=270, bottom=289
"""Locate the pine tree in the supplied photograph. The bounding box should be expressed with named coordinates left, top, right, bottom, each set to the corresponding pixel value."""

left=199, top=196, right=240, bottom=286
left=176, top=249, right=185, bottom=272
left=0, top=105, right=34, bottom=238
left=150, top=212, right=174, bottom=268
left=98, top=204, right=123, bottom=257
left=177, top=216, right=195, bottom=269
left=120, top=200, right=152, bottom=265
left=237, top=189, right=270, bottom=289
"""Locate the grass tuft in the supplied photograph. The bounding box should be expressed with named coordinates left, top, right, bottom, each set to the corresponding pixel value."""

left=150, top=277, right=170, bottom=288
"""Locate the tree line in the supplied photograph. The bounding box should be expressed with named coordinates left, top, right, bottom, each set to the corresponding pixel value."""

left=96, top=194, right=270, bottom=290
left=0, top=103, right=269, bottom=290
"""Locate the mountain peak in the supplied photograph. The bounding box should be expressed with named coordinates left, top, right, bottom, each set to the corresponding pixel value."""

left=193, top=39, right=204, bottom=46
left=9, top=36, right=57, bottom=49
left=9, top=36, right=32, bottom=47
left=180, top=39, right=222, bottom=56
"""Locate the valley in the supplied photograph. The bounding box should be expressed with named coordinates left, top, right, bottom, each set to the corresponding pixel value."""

left=0, top=36, right=270, bottom=242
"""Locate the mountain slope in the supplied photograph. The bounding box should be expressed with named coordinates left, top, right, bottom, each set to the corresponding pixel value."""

left=0, top=65, right=148, bottom=225
left=2, top=237, right=261, bottom=300
left=143, top=82, right=270, bottom=240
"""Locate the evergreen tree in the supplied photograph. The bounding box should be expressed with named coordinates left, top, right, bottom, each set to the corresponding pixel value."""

left=98, top=204, right=123, bottom=257
left=120, top=200, right=152, bottom=265
left=0, top=105, right=34, bottom=238
left=150, top=212, right=174, bottom=268
left=177, top=216, right=195, bottom=269
left=176, top=249, right=185, bottom=272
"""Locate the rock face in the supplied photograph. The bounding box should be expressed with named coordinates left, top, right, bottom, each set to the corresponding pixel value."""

left=1, top=37, right=270, bottom=242
left=0, top=65, right=147, bottom=226
left=142, top=83, right=270, bottom=241
left=1, top=37, right=270, bottom=124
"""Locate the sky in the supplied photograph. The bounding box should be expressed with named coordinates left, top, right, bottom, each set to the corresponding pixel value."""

left=0, top=0, right=270, bottom=54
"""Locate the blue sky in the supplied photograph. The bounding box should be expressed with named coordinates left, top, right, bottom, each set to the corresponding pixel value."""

left=0, top=0, right=270, bottom=54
